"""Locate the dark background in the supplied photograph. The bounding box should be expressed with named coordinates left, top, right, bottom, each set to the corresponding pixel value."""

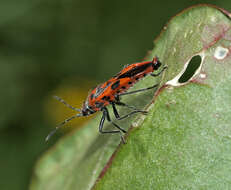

left=0, top=1, right=229, bottom=189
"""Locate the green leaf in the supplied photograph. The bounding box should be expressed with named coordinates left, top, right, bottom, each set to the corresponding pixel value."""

left=30, top=5, right=231, bottom=190
left=94, top=5, right=231, bottom=190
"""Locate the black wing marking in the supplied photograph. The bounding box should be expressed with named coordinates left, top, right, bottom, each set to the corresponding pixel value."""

left=111, top=80, right=120, bottom=90
left=117, top=62, right=152, bottom=79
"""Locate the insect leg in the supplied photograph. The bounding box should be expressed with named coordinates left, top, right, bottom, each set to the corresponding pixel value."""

left=114, top=101, right=145, bottom=112
left=112, top=102, right=147, bottom=121
left=118, top=66, right=167, bottom=97
left=100, top=108, right=127, bottom=133
left=150, top=66, right=167, bottom=77
left=99, top=110, right=120, bottom=134
left=99, top=107, right=126, bottom=143
left=111, top=102, right=120, bottom=118
left=105, top=107, right=127, bottom=133
left=118, top=83, right=159, bottom=97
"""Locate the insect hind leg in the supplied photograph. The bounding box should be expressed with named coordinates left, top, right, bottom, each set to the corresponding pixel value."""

left=118, top=66, right=167, bottom=97
left=112, top=102, right=147, bottom=121
left=118, top=83, right=159, bottom=97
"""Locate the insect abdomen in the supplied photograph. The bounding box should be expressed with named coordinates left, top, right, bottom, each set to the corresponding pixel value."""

left=111, top=62, right=154, bottom=93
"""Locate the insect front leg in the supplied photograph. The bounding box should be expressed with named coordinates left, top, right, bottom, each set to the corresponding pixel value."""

left=99, top=108, right=120, bottom=134
left=100, top=107, right=126, bottom=143
left=112, top=102, right=147, bottom=121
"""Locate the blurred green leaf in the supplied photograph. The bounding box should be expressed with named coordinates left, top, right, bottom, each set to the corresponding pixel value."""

left=30, top=5, right=231, bottom=190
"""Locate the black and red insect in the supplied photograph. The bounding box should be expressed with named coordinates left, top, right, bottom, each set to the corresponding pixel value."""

left=46, top=57, right=166, bottom=142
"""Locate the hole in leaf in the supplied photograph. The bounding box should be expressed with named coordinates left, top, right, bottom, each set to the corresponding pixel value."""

left=178, top=55, right=202, bottom=83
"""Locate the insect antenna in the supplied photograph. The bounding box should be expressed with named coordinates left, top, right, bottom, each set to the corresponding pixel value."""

left=53, top=95, right=82, bottom=112
left=45, top=113, right=83, bottom=142
left=46, top=95, right=83, bottom=141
